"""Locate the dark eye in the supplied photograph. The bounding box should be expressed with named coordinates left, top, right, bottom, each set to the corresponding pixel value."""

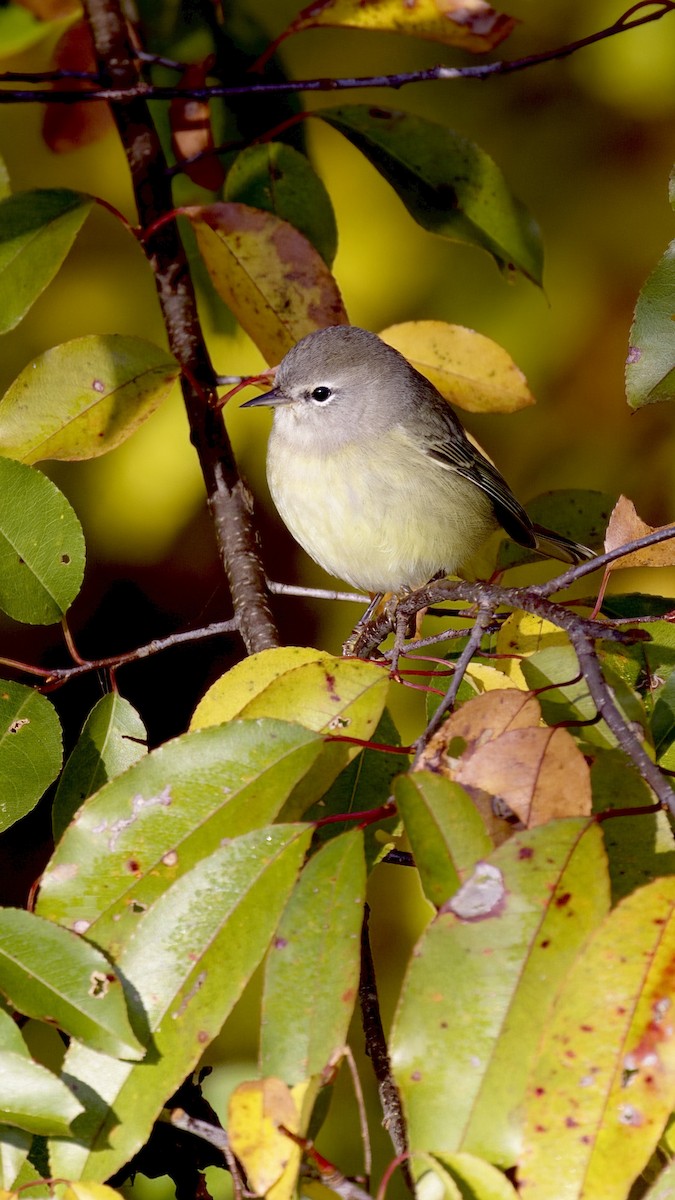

left=311, top=386, right=332, bottom=403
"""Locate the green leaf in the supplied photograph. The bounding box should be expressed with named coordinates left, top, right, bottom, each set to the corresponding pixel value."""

left=261, top=829, right=365, bottom=1083
left=431, top=1152, right=520, bottom=1200
left=0, top=336, right=180, bottom=463
left=391, top=820, right=609, bottom=1167
left=395, top=772, right=493, bottom=909
left=0, top=908, right=143, bottom=1060
left=52, top=694, right=147, bottom=843
left=626, top=240, right=675, bottom=407
left=591, top=749, right=675, bottom=904
left=520, top=876, right=675, bottom=1200
left=36, top=719, right=323, bottom=952
left=0, top=458, right=85, bottom=624
left=0, top=1050, right=82, bottom=1137
left=305, top=708, right=404, bottom=867
left=0, top=680, right=62, bottom=833
left=0, top=156, right=9, bottom=202
left=652, top=669, right=675, bottom=761
left=643, top=1158, right=675, bottom=1200
left=225, top=143, right=338, bottom=266
left=0, top=1006, right=32, bottom=1186
left=497, top=489, right=611, bottom=569
left=317, top=106, right=543, bottom=284
left=48, top=824, right=312, bottom=1182
left=0, top=190, right=93, bottom=332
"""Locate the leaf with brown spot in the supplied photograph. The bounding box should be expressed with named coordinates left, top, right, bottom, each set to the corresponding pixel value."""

left=380, top=320, right=535, bottom=414
left=255, top=0, right=517, bottom=72
left=604, top=495, right=675, bottom=572
left=188, top=202, right=348, bottom=364
left=520, top=875, right=675, bottom=1199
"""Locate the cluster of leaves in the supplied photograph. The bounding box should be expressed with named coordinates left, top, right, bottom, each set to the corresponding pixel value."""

left=0, top=2, right=675, bottom=1200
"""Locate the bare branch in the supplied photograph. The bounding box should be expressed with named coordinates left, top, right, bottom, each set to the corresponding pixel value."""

left=2, top=3, right=672, bottom=104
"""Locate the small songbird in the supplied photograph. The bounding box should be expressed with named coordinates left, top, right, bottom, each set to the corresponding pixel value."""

left=241, top=326, right=593, bottom=594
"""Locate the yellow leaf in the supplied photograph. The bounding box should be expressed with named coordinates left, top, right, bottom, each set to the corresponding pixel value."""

left=60, top=1185, right=125, bottom=1200
left=495, top=611, right=569, bottom=688
left=269, top=0, right=516, bottom=55
left=604, top=495, right=675, bottom=571
left=228, top=1078, right=299, bottom=1196
left=465, top=662, right=522, bottom=692
left=379, top=320, right=535, bottom=414
left=191, top=646, right=388, bottom=737
left=188, top=203, right=348, bottom=364
left=267, top=1079, right=319, bottom=1200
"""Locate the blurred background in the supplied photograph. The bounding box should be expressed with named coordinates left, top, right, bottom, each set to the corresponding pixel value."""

left=0, top=0, right=674, bottom=1193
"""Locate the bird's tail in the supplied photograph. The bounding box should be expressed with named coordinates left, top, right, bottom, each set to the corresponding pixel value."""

left=532, top=523, right=595, bottom=565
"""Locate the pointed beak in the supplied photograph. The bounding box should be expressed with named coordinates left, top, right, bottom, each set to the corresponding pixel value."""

left=241, top=386, right=292, bottom=409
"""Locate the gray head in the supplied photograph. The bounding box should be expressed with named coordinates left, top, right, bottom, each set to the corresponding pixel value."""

left=241, top=325, right=426, bottom=446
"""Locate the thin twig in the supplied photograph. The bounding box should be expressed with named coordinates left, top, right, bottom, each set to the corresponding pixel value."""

left=359, top=906, right=413, bottom=1192
left=2, top=1, right=672, bottom=103
left=166, top=1109, right=244, bottom=1199
left=414, top=604, right=494, bottom=755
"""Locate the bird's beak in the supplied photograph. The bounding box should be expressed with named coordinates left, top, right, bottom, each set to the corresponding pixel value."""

left=241, top=386, right=292, bottom=409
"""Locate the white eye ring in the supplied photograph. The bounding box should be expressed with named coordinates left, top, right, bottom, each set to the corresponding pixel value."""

left=311, top=386, right=332, bottom=403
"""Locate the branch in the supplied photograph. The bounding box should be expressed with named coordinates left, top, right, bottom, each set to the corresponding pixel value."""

left=359, top=906, right=413, bottom=1192
left=81, top=0, right=278, bottom=656
left=2, top=2, right=672, bottom=103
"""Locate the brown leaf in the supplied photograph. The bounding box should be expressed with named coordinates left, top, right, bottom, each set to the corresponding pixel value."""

left=170, top=58, right=226, bottom=193
left=419, top=689, right=591, bottom=829
left=14, top=0, right=78, bottom=17
left=42, top=20, right=115, bottom=153
left=604, top=494, right=675, bottom=571
left=455, top=725, right=592, bottom=827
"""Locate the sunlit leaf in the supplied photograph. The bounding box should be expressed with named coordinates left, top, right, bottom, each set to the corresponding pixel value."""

left=0, top=190, right=92, bottom=332
left=225, top=144, right=338, bottom=266
left=432, top=1151, right=520, bottom=1200
left=36, top=719, right=323, bottom=950
left=191, top=648, right=390, bottom=820
left=52, top=694, right=147, bottom=843
left=0, top=909, right=143, bottom=1060
left=591, top=749, right=675, bottom=904
left=0, top=1050, right=82, bottom=1136
left=48, top=825, right=312, bottom=1182
left=379, top=321, right=535, bottom=414
left=519, top=876, right=675, bottom=1200
left=0, top=680, right=62, bottom=833
left=0, top=1007, right=32, bottom=1187
left=228, top=1078, right=299, bottom=1195
left=626, top=240, right=675, bottom=407
left=318, top=106, right=542, bottom=284
left=0, top=3, right=61, bottom=60
left=643, top=1158, right=675, bottom=1200
left=188, top=202, right=348, bottom=363
left=0, top=459, right=85, bottom=624
left=391, top=819, right=608, bottom=1166
left=0, top=336, right=180, bottom=463
left=261, top=830, right=365, bottom=1083
left=255, top=0, right=516, bottom=71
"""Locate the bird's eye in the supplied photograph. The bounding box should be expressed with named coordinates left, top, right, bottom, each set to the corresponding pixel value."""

left=311, top=385, right=332, bottom=403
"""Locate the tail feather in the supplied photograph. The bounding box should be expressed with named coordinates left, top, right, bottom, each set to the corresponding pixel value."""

left=531, top=523, right=595, bottom=565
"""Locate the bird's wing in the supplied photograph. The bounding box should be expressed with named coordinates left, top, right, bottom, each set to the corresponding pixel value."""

left=422, top=416, right=538, bottom=549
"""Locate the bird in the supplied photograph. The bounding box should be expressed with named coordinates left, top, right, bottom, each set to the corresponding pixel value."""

left=241, top=325, right=594, bottom=596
